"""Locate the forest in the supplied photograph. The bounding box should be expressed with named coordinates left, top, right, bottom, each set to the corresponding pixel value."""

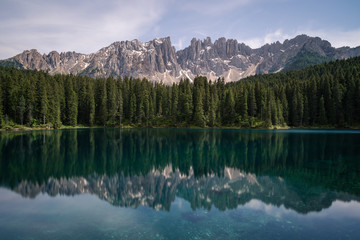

left=0, top=57, right=360, bottom=129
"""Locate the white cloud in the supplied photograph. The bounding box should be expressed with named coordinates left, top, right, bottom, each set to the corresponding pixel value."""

left=238, top=29, right=292, bottom=48
left=1, top=0, right=360, bottom=60
left=299, top=28, right=360, bottom=48
left=179, top=0, right=252, bottom=16
left=0, top=0, right=170, bottom=59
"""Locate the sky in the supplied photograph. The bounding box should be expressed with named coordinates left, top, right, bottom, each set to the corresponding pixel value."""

left=1, top=0, right=360, bottom=59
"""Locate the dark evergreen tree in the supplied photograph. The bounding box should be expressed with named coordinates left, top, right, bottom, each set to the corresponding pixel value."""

left=193, top=87, right=205, bottom=127
left=96, top=79, right=108, bottom=126
left=208, top=91, right=216, bottom=127
left=223, top=89, right=235, bottom=125
left=64, top=77, right=78, bottom=126
left=0, top=82, right=3, bottom=127
left=36, top=74, right=48, bottom=125
left=318, top=96, right=327, bottom=125
left=248, top=86, right=257, bottom=117
left=18, top=95, right=25, bottom=125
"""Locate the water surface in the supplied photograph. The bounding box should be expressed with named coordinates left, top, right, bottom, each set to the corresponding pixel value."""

left=0, top=128, right=360, bottom=239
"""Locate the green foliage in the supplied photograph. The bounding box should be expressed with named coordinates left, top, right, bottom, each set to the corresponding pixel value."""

left=0, top=56, right=360, bottom=128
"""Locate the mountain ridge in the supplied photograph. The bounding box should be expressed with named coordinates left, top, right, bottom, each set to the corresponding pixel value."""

left=1, top=34, right=360, bottom=83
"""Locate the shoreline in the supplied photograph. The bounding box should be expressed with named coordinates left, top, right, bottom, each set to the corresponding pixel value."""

left=1, top=124, right=359, bottom=132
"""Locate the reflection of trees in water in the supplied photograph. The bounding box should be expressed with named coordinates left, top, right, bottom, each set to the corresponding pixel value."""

left=0, top=129, right=360, bottom=196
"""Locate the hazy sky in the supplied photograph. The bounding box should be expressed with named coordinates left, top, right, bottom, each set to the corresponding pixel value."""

left=1, top=0, right=360, bottom=59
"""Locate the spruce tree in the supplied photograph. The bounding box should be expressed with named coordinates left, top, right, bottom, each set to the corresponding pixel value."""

left=129, top=93, right=136, bottom=124
left=116, top=80, right=123, bottom=127
left=171, top=83, right=178, bottom=123
left=223, top=89, right=235, bottom=125
left=88, top=82, right=96, bottom=126
left=36, top=74, right=48, bottom=125
left=65, top=78, right=78, bottom=126
left=18, top=95, right=25, bottom=125
left=107, top=77, right=117, bottom=125
left=248, top=87, right=257, bottom=117
left=208, top=91, right=216, bottom=127
left=97, top=79, right=108, bottom=126
left=240, top=89, right=248, bottom=120
left=318, top=96, right=327, bottom=125
left=193, top=88, right=205, bottom=127
left=0, top=82, right=3, bottom=127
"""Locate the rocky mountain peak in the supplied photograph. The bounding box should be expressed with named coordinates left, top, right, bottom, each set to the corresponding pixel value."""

left=1, top=34, right=360, bottom=83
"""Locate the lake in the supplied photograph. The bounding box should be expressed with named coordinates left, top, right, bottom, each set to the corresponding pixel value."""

left=0, top=128, right=360, bottom=239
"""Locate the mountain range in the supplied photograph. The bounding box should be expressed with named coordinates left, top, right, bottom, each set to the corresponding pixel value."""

left=1, top=34, right=360, bottom=83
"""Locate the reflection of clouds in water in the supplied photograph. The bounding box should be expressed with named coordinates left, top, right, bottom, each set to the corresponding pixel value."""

left=243, top=199, right=360, bottom=220
left=243, top=199, right=291, bottom=219
left=308, top=200, right=360, bottom=219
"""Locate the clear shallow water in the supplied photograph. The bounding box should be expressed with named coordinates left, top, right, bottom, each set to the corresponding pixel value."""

left=0, top=128, right=360, bottom=239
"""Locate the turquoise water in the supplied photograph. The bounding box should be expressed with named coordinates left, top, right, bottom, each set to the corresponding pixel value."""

left=0, top=128, right=360, bottom=239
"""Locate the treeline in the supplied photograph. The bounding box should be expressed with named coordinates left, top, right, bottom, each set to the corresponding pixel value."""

left=0, top=57, right=360, bottom=128
left=1, top=129, right=359, bottom=196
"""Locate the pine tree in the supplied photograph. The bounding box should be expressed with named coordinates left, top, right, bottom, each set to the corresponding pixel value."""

left=269, top=91, right=278, bottom=126
left=0, top=82, right=3, bottom=127
left=276, top=99, right=285, bottom=126
left=88, top=82, right=96, bottom=126
left=203, top=79, right=210, bottom=118
left=332, top=79, right=342, bottom=125
left=129, top=93, right=136, bottom=124
left=240, top=88, right=248, bottom=119
left=36, top=74, right=48, bottom=125
left=223, top=89, right=235, bottom=125
left=264, top=92, right=272, bottom=127
left=65, top=78, right=78, bottom=126
left=355, top=80, right=360, bottom=123
left=303, top=95, right=309, bottom=126
left=143, top=88, right=150, bottom=127
left=193, top=87, right=205, bottom=127
left=280, top=88, right=288, bottom=123
left=18, top=95, right=25, bottom=125
left=107, top=77, right=117, bottom=125
left=181, top=79, right=193, bottom=123
left=97, top=79, right=108, bottom=126
left=116, top=79, right=123, bottom=127
left=255, top=82, right=265, bottom=120
left=24, top=78, right=35, bottom=126
left=171, top=83, right=178, bottom=123
left=323, top=76, right=334, bottom=124
left=318, top=96, right=327, bottom=125
left=291, top=87, right=303, bottom=126
left=309, top=77, right=318, bottom=124
left=136, top=80, right=146, bottom=124
left=248, top=86, right=257, bottom=117
left=208, top=91, right=216, bottom=127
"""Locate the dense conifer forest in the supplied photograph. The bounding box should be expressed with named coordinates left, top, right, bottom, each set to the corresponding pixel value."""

left=0, top=57, right=359, bottom=129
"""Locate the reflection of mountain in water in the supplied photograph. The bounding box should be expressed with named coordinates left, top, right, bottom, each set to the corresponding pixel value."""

left=12, top=166, right=360, bottom=213
left=1, top=129, right=360, bottom=213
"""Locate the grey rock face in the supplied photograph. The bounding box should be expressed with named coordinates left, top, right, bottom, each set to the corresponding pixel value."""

left=2, top=34, right=360, bottom=83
